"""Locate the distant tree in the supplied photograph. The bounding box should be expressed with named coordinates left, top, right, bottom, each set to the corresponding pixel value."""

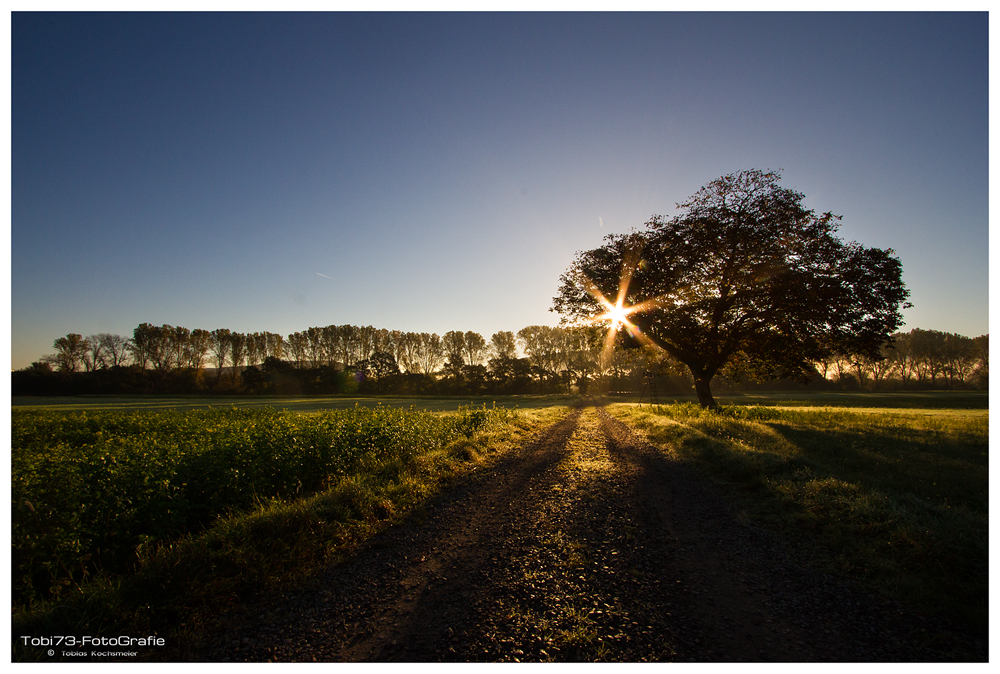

left=553, top=169, right=910, bottom=407
left=489, top=331, right=518, bottom=361
left=305, top=327, right=325, bottom=367
left=82, top=334, right=106, bottom=371
left=50, top=333, right=88, bottom=372
left=369, top=351, right=401, bottom=380
left=240, top=365, right=266, bottom=393
left=357, top=325, right=377, bottom=363
left=320, top=325, right=341, bottom=366
left=442, top=331, right=466, bottom=367
left=130, top=323, right=160, bottom=369
left=260, top=356, right=300, bottom=394
left=488, top=355, right=532, bottom=394
left=462, top=331, right=488, bottom=367
left=373, top=328, right=393, bottom=356
left=264, top=332, right=285, bottom=361
left=395, top=331, right=420, bottom=374
left=517, top=325, right=566, bottom=387
left=185, top=329, right=212, bottom=371
left=885, top=331, right=916, bottom=386
left=415, top=333, right=445, bottom=375
left=244, top=332, right=263, bottom=367
left=28, top=360, right=54, bottom=373
left=209, top=329, right=232, bottom=380
left=971, top=334, right=988, bottom=389
left=562, top=326, right=602, bottom=393
left=462, top=363, right=489, bottom=394
left=286, top=331, right=308, bottom=368
left=942, top=332, right=976, bottom=386
left=388, top=330, right=408, bottom=370
left=337, top=324, right=359, bottom=367
left=909, top=329, right=947, bottom=386
left=99, top=333, right=132, bottom=368
left=366, top=351, right=401, bottom=393
left=164, top=325, right=190, bottom=370
left=440, top=331, right=474, bottom=388
left=229, top=332, right=247, bottom=374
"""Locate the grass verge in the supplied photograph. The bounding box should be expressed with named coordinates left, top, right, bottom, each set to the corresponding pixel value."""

left=12, top=405, right=569, bottom=661
left=607, top=402, right=988, bottom=634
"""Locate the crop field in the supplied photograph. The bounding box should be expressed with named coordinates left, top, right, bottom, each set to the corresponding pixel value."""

left=609, top=400, right=989, bottom=629
left=12, top=402, right=563, bottom=643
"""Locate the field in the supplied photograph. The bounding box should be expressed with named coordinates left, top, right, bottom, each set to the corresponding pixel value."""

left=12, top=400, right=567, bottom=656
left=608, top=399, right=989, bottom=629
left=11, top=393, right=577, bottom=412
left=11, top=392, right=988, bottom=661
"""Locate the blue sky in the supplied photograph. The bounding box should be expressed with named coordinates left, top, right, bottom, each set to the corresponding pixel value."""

left=10, top=11, right=989, bottom=369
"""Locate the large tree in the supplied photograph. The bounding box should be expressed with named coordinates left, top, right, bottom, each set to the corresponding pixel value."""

left=553, top=169, right=910, bottom=408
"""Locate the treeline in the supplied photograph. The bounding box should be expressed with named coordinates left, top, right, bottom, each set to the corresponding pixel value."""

left=13, top=324, right=988, bottom=397
left=14, top=323, right=612, bottom=396
left=813, top=329, right=988, bottom=391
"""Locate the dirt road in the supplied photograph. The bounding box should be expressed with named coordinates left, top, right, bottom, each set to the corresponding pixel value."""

left=191, top=405, right=984, bottom=662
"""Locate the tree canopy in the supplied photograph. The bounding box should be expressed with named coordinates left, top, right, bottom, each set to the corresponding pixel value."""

left=552, top=169, right=911, bottom=407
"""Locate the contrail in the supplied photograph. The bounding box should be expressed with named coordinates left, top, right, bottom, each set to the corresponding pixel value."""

left=316, top=273, right=333, bottom=279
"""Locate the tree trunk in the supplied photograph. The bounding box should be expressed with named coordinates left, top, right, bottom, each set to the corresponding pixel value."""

left=693, top=375, right=717, bottom=409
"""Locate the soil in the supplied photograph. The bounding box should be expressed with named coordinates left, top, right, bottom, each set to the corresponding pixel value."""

left=182, top=404, right=986, bottom=662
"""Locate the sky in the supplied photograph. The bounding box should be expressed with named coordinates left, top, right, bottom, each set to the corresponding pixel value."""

left=9, top=11, right=990, bottom=370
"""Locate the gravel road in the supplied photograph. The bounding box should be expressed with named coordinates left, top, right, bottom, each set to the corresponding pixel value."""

left=183, top=405, right=986, bottom=662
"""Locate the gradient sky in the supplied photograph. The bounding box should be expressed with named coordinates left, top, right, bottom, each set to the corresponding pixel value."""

left=10, top=11, right=989, bottom=369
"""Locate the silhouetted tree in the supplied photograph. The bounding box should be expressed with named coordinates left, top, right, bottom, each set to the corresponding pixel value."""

left=489, top=331, right=517, bottom=361
left=51, top=333, right=87, bottom=372
left=82, top=334, right=105, bottom=371
left=442, top=331, right=466, bottom=367
left=415, top=332, right=445, bottom=375
left=554, top=169, right=910, bottom=407
left=462, top=331, right=488, bottom=367
left=99, top=333, right=132, bottom=368
left=209, top=329, right=232, bottom=382
left=488, top=355, right=532, bottom=393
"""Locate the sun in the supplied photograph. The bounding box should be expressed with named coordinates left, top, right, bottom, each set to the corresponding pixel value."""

left=576, top=242, right=664, bottom=366
left=599, top=301, right=631, bottom=331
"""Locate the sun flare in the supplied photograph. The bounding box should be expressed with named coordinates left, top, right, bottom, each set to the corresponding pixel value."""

left=578, top=249, right=663, bottom=366
left=603, top=302, right=630, bottom=330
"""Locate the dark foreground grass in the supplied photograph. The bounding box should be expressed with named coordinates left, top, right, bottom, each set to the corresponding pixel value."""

left=12, top=405, right=569, bottom=661
left=608, top=401, right=988, bottom=635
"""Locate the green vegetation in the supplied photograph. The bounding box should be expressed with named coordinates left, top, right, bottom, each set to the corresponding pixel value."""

left=12, top=403, right=568, bottom=660
left=608, top=401, right=988, bottom=632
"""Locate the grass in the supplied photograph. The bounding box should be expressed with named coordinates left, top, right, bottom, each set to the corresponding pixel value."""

left=609, top=390, right=989, bottom=409
left=10, top=393, right=579, bottom=413
left=607, top=400, right=988, bottom=634
left=12, top=404, right=570, bottom=661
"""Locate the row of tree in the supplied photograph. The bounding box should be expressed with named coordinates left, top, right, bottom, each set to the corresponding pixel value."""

left=15, top=323, right=612, bottom=396
left=31, top=323, right=579, bottom=376
left=817, top=328, right=988, bottom=391
left=14, top=322, right=988, bottom=397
